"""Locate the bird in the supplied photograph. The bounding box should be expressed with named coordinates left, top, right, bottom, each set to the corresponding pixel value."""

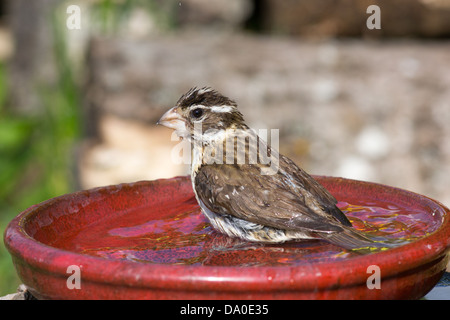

left=157, top=87, right=394, bottom=250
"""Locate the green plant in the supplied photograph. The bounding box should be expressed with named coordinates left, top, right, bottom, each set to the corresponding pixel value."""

left=0, top=6, right=82, bottom=295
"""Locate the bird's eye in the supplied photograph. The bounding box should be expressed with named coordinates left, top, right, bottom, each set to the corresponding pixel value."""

left=190, top=108, right=203, bottom=119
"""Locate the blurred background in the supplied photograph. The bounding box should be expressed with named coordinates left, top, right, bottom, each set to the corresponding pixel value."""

left=1, top=0, right=450, bottom=295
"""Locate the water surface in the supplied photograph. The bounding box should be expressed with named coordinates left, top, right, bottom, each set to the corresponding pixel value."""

left=51, top=197, right=439, bottom=267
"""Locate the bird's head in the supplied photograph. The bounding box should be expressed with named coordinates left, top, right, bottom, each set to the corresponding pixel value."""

left=157, top=87, right=247, bottom=141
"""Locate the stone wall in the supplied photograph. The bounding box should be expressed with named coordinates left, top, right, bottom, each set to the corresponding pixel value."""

left=81, top=33, right=450, bottom=208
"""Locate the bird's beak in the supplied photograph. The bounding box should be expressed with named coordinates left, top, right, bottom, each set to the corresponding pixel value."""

left=157, top=107, right=183, bottom=129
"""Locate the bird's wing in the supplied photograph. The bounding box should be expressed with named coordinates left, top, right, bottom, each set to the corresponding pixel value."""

left=277, top=154, right=352, bottom=227
left=194, top=163, right=345, bottom=233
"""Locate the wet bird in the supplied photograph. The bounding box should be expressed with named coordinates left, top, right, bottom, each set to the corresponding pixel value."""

left=158, top=87, right=391, bottom=250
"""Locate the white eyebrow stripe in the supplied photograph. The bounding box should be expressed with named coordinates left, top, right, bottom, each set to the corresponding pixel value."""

left=189, top=104, right=206, bottom=110
left=210, top=105, right=234, bottom=113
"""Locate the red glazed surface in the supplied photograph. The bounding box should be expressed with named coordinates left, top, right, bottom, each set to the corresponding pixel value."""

left=4, top=176, right=450, bottom=299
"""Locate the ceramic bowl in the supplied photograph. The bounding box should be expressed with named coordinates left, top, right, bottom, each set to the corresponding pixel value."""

left=4, top=176, right=450, bottom=299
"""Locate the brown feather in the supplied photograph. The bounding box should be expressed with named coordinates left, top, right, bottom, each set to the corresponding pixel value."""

left=195, top=128, right=351, bottom=233
left=194, top=162, right=346, bottom=234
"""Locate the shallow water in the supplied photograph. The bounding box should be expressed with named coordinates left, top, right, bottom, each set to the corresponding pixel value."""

left=51, top=197, right=440, bottom=267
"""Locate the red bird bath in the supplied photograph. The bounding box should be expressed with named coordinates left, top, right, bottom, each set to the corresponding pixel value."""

left=4, top=176, right=450, bottom=299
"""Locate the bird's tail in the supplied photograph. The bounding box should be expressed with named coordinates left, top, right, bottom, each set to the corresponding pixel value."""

left=320, top=227, right=404, bottom=252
